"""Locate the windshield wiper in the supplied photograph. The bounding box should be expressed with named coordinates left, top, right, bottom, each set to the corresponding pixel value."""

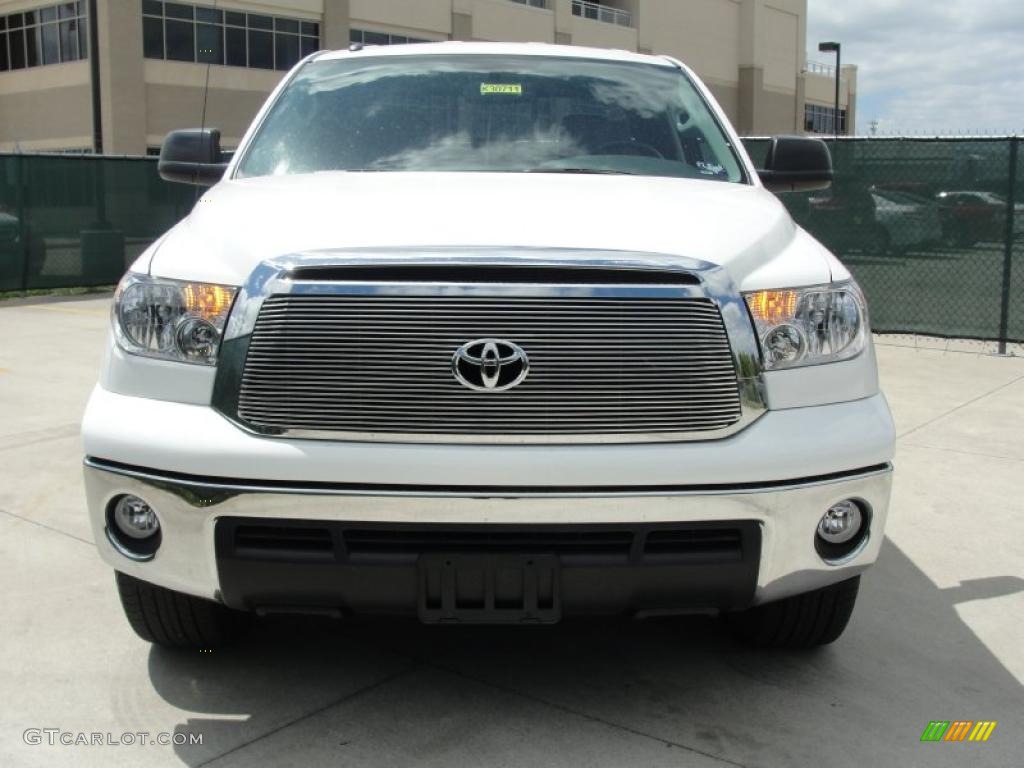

left=312, top=168, right=640, bottom=175
left=524, top=167, right=637, bottom=175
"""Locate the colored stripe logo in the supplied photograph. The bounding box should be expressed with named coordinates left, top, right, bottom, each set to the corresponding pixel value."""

left=921, top=721, right=997, bottom=743
left=969, top=722, right=998, bottom=742
left=943, top=722, right=973, bottom=742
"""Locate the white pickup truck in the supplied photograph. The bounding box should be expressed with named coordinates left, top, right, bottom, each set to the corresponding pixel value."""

left=82, top=42, right=894, bottom=650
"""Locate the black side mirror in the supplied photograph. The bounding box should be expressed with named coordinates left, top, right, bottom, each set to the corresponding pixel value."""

left=158, top=128, right=227, bottom=185
left=758, top=135, right=833, bottom=193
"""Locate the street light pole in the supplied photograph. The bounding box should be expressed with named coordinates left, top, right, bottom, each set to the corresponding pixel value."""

left=818, top=41, right=841, bottom=138
left=87, top=0, right=102, bottom=154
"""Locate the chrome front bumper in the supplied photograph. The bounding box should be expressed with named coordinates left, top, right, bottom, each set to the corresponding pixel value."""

left=83, top=459, right=892, bottom=611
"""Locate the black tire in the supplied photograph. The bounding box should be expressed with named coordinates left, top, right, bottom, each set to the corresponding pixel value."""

left=115, top=571, right=247, bottom=649
left=952, top=224, right=976, bottom=248
left=867, top=225, right=891, bottom=254
left=723, top=576, right=860, bottom=649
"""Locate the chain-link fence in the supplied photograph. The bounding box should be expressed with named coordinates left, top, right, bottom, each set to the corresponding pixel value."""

left=1, top=139, right=1022, bottom=343
left=744, top=136, right=1023, bottom=345
left=0, top=154, right=195, bottom=292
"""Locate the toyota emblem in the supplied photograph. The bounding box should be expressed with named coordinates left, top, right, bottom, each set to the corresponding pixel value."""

left=452, top=338, right=529, bottom=392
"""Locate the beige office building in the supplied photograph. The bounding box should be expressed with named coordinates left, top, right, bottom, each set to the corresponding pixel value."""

left=0, top=0, right=857, bottom=154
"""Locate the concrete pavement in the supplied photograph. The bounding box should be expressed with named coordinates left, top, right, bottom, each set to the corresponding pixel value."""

left=1, top=294, right=1022, bottom=767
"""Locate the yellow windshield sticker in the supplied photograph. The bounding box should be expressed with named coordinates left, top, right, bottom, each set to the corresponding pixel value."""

left=480, top=83, right=523, bottom=95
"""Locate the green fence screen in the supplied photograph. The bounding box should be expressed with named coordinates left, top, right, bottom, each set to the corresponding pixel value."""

left=1, top=138, right=1021, bottom=342
left=744, top=137, right=1022, bottom=344
left=0, top=154, right=195, bottom=292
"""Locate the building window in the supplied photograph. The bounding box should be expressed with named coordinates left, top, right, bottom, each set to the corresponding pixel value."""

left=804, top=103, right=847, bottom=135
left=0, top=2, right=89, bottom=72
left=506, top=0, right=549, bottom=9
left=142, top=1, right=319, bottom=71
left=349, top=29, right=433, bottom=46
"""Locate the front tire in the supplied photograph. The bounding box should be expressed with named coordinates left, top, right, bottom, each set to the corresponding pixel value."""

left=865, top=225, right=891, bottom=254
left=115, top=572, right=247, bottom=649
left=723, top=576, right=860, bottom=649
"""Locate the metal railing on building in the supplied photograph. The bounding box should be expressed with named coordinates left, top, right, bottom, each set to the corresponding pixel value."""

left=571, top=0, right=633, bottom=28
left=506, top=0, right=550, bottom=10
left=804, top=60, right=837, bottom=77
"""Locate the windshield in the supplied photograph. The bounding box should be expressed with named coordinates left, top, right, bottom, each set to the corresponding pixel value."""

left=236, top=54, right=746, bottom=182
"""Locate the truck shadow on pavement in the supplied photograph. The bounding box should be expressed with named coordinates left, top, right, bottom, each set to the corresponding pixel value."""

left=148, top=538, right=1024, bottom=768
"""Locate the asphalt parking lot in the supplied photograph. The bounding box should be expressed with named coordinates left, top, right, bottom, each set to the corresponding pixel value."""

left=1, top=294, right=1022, bottom=767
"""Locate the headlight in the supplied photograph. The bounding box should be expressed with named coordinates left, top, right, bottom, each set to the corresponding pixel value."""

left=744, top=281, right=867, bottom=370
left=113, top=273, right=238, bottom=365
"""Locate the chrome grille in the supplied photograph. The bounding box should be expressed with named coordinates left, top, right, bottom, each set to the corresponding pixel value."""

left=236, top=295, right=743, bottom=438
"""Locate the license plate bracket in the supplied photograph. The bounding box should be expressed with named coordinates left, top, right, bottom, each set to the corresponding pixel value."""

left=417, top=553, right=561, bottom=624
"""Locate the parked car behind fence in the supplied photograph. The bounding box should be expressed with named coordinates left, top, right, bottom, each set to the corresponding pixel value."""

left=800, top=185, right=940, bottom=254
left=936, top=190, right=1023, bottom=246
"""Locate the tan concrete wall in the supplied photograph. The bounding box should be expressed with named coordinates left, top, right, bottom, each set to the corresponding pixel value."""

left=638, top=0, right=740, bottom=86
left=145, top=85, right=270, bottom=148
left=466, top=0, right=554, bottom=42
left=452, top=12, right=473, bottom=40
left=737, top=71, right=797, bottom=135
left=761, top=4, right=798, bottom=90
left=0, top=86, right=93, bottom=151
left=0, top=0, right=62, bottom=11
left=805, top=68, right=854, bottom=108
left=144, top=60, right=284, bottom=148
left=98, top=0, right=147, bottom=154
left=0, top=63, right=92, bottom=150
left=756, top=86, right=796, bottom=134
left=737, top=65, right=759, bottom=135
left=216, top=0, right=323, bottom=16
left=349, top=0, right=452, bottom=36
left=568, top=15, right=637, bottom=51
left=844, top=65, right=856, bottom=133
left=707, top=83, right=739, bottom=125
left=322, top=0, right=350, bottom=48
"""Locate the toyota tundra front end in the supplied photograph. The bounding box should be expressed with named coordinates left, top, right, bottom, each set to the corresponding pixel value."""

left=82, top=43, right=894, bottom=649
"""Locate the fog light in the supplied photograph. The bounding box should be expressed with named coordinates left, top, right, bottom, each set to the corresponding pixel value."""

left=106, top=495, right=162, bottom=561
left=817, top=500, right=862, bottom=544
left=113, top=495, right=160, bottom=539
left=815, top=500, right=871, bottom=564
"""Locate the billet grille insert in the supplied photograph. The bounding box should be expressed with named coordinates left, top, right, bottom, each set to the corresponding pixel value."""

left=236, top=295, right=742, bottom=437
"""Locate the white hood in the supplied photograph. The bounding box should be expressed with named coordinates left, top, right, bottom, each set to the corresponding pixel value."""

left=146, top=172, right=833, bottom=288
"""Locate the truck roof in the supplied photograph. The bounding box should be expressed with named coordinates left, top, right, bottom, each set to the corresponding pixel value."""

left=312, top=41, right=678, bottom=68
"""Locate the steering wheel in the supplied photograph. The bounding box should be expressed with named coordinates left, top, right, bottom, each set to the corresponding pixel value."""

left=594, top=140, right=665, bottom=159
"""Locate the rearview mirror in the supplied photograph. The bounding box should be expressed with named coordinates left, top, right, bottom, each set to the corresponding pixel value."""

left=158, top=128, right=227, bottom=185
left=758, top=136, right=833, bottom=193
